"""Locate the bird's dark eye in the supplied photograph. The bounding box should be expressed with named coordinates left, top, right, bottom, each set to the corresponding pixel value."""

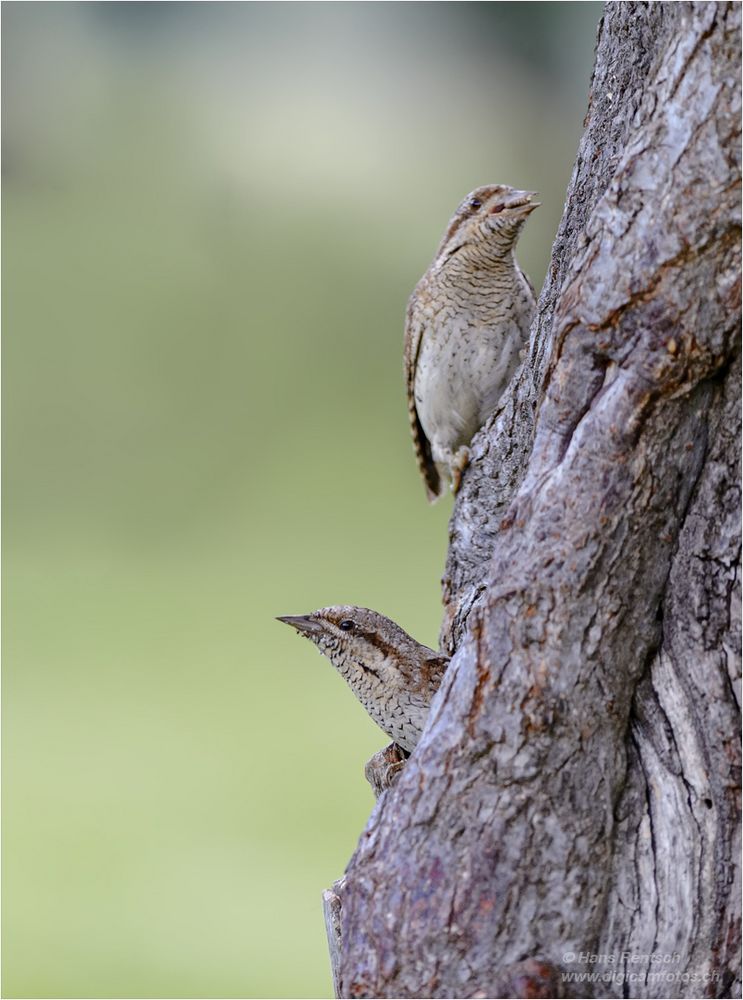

left=339, top=619, right=355, bottom=631
left=469, top=198, right=482, bottom=210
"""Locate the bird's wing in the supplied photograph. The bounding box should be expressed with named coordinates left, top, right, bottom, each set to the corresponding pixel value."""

left=404, top=289, right=441, bottom=502
left=428, top=653, right=450, bottom=687
left=414, top=651, right=450, bottom=698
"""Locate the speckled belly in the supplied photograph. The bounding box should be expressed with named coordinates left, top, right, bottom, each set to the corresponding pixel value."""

left=414, top=317, right=524, bottom=462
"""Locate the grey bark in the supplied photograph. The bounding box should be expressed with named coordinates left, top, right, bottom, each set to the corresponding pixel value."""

left=328, top=4, right=741, bottom=998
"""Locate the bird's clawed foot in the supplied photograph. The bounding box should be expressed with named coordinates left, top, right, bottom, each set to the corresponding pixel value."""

left=449, top=446, right=471, bottom=494
left=364, top=742, right=409, bottom=799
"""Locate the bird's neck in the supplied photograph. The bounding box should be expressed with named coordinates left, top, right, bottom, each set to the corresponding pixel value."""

left=435, top=244, right=519, bottom=283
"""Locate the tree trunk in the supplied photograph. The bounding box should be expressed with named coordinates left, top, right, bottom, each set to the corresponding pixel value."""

left=327, top=4, right=741, bottom=997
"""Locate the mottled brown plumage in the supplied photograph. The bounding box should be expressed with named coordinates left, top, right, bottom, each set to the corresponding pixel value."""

left=277, top=606, right=449, bottom=752
left=404, top=185, right=539, bottom=501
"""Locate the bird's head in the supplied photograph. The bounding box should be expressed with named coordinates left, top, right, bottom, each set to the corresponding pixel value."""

left=433, top=184, right=539, bottom=266
left=277, top=605, right=444, bottom=695
left=278, top=605, right=449, bottom=752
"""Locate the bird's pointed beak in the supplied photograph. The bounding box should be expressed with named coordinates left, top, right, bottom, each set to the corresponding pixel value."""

left=507, top=191, right=540, bottom=216
left=276, top=614, right=322, bottom=636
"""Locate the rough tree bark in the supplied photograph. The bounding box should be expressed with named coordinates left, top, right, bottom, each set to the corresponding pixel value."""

left=326, top=4, right=741, bottom=998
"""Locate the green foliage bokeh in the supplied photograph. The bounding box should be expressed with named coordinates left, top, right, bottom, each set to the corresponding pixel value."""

left=3, top=4, right=601, bottom=997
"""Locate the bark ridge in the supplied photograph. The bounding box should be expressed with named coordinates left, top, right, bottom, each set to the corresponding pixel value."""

left=330, top=5, right=741, bottom=997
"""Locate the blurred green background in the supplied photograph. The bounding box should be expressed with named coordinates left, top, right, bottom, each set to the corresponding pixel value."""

left=3, top=3, right=601, bottom=997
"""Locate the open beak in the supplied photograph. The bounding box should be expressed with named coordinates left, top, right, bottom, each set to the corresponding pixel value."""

left=276, top=614, right=322, bottom=636
left=509, top=191, right=540, bottom=216
left=490, top=191, right=540, bottom=217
